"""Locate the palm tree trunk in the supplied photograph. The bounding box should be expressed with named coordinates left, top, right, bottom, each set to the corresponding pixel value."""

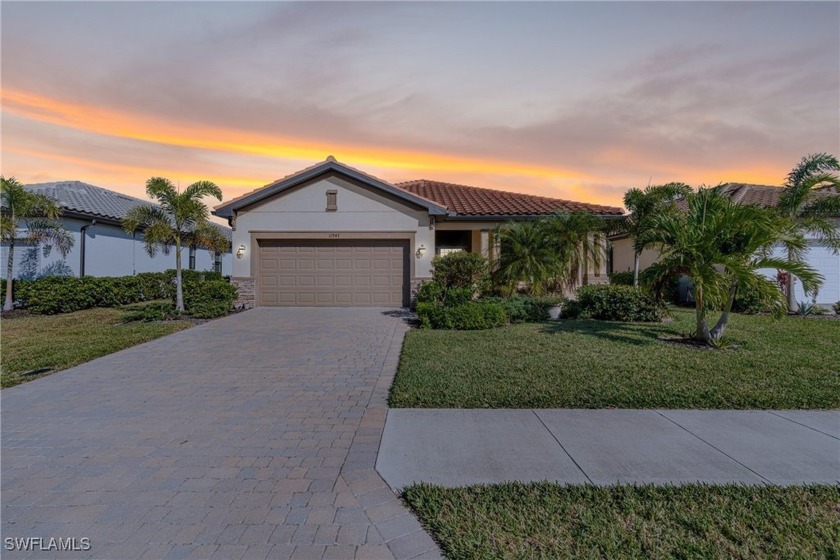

left=4, top=240, right=15, bottom=312
left=632, top=251, right=640, bottom=287
left=175, top=238, right=184, bottom=312
left=694, top=286, right=710, bottom=342
left=708, top=283, right=738, bottom=342
left=786, top=247, right=796, bottom=312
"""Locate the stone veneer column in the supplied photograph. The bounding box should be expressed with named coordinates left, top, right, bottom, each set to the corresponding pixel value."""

left=231, top=277, right=255, bottom=309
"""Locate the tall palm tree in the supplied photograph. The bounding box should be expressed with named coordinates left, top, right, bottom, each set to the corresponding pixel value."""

left=123, top=177, right=223, bottom=312
left=622, top=182, right=693, bottom=286
left=493, top=212, right=604, bottom=295
left=777, top=153, right=840, bottom=309
left=642, top=188, right=820, bottom=345
left=1, top=176, right=74, bottom=311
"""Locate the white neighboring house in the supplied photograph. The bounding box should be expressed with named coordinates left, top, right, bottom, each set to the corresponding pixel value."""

left=1, top=181, right=232, bottom=280
left=609, top=183, right=840, bottom=305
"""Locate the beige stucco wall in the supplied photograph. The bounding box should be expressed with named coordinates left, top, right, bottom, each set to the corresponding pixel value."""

left=611, top=237, right=661, bottom=274
left=231, top=175, right=434, bottom=279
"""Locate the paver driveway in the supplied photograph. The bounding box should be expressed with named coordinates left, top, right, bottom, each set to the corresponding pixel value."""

left=1, top=308, right=440, bottom=560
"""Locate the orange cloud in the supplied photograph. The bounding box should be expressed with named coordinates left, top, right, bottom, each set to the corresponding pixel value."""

left=1, top=87, right=594, bottom=183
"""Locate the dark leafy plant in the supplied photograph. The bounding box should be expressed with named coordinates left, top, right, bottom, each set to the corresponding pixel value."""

left=430, top=252, right=489, bottom=294
left=122, top=302, right=177, bottom=322
left=417, top=301, right=507, bottom=330
left=608, top=271, right=635, bottom=286
left=481, top=295, right=565, bottom=323
left=568, top=284, right=665, bottom=322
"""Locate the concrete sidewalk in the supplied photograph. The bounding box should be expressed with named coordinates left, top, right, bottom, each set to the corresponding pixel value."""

left=377, top=409, right=839, bottom=489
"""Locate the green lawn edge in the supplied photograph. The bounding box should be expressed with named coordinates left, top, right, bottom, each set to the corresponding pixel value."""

left=1, top=306, right=193, bottom=388
left=403, top=482, right=840, bottom=560
left=390, top=309, right=840, bottom=409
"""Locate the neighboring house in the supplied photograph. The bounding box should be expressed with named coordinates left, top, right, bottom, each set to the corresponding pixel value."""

left=212, top=157, right=623, bottom=308
left=1, top=181, right=232, bottom=280
left=609, top=183, right=840, bottom=305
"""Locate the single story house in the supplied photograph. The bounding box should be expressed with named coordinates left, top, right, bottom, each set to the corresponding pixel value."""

left=610, top=183, right=840, bottom=305
left=1, top=181, right=232, bottom=280
left=212, top=157, right=623, bottom=308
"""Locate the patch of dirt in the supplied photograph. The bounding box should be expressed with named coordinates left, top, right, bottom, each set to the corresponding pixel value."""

left=0, top=309, right=30, bottom=320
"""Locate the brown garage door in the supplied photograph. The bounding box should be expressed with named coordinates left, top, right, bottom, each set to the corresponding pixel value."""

left=258, top=239, right=409, bottom=307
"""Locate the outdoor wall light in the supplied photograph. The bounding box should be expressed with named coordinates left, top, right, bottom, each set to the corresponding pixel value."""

left=236, top=244, right=246, bottom=259
left=415, top=244, right=427, bottom=259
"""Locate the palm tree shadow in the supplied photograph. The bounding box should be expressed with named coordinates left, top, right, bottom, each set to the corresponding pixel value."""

left=538, top=319, right=681, bottom=347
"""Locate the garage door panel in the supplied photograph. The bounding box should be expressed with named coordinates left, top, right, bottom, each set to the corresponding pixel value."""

left=258, top=239, right=407, bottom=307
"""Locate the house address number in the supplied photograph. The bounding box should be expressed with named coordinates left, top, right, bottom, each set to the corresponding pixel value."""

left=328, top=233, right=341, bottom=238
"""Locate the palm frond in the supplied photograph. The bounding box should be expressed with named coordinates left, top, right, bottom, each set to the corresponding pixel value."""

left=23, top=219, right=75, bottom=257
left=183, top=180, right=222, bottom=202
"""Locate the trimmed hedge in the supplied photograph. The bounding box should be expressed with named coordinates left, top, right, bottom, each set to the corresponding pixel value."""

left=417, top=302, right=508, bottom=330
left=5, top=270, right=231, bottom=316
left=182, top=279, right=237, bottom=318
left=565, top=284, right=665, bottom=322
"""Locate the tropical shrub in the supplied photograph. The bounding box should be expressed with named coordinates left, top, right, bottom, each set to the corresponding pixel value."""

left=415, top=281, right=473, bottom=307
left=430, top=252, right=489, bottom=295
left=566, top=284, right=664, bottom=322
left=481, top=295, right=565, bottom=323
left=416, top=301, right=507, bottom=330
left=834, top=301, right=840, bottom=314
left=493, top=212, right=605, bottom=295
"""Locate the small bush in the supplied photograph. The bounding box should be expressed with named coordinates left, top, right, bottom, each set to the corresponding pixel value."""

left=417, top=301, right=508, bottom=330
left=732, top=286, right=768, bottom=314
left=609, top=271, right=635, bottom=286
left=482, top=295, right=565, bottom=323
left=416, top=280, right=475, bottom=307
left=122, top=301, right=177, bottom=322
left=431, top=252, right=489, bottom=292
left=834, top=301, right=840, bottom=315
left=181, top=279, right=237, bottom=318
left=568, top=284, right=664, bottom=322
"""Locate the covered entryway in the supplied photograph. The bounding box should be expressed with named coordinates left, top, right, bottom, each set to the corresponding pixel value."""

left=258, top=239, right=409, bottom=307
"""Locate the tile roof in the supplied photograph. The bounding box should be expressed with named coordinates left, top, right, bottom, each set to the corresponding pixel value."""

left=25, top=181, right=231, bottom=241
left=395, top=179, right=624, bottom=216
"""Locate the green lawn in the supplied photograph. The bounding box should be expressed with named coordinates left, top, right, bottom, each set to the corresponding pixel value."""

left=1, top=307, right=192, bottom=388
left=403, top=482, right=840, bottom=560
left=390, top=309, right=840, bottom=409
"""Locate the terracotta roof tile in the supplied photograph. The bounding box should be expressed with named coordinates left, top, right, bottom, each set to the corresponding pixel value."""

left=395, top=179, right=624, bottom=216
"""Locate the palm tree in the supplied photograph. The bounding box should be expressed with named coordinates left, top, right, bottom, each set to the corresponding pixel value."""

left=621, top=182, right=693, bottom=286
left=1, top=176, right=74, bottom=311
left=123, top=177, right=223, bottom=312
left=642, top=188, right=820, bottom=345
left=493, top=212, right=604, bottom=295
left=544, top=212, right=605, bottom=293
left=777, top=153, right=840, bottom=309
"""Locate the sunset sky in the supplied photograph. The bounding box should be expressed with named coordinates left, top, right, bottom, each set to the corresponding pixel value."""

left=2, top=1, right=838, bottom=216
